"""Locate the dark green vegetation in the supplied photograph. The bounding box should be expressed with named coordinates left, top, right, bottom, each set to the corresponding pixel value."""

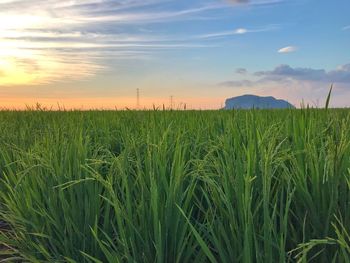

left=0, top=109, right=349, bottom=262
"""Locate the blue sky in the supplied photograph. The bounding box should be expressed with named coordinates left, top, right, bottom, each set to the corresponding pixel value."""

left=0, top=0, right=349, bottom=108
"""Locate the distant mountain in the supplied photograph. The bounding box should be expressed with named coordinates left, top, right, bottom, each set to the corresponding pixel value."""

left=224, top=95, right=295, bottom=109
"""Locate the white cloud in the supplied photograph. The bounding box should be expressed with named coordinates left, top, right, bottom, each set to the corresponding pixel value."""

left=225, top=0, right=284, bottom=6
left=278, top=46, right=297, bottom=53
left=198, top=25, right=278, bottom=39
left=235, top=28, right=248, bottom=34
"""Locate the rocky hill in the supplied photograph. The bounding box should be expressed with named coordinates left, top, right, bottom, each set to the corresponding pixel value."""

left=224, top=95, right=295, bottom=109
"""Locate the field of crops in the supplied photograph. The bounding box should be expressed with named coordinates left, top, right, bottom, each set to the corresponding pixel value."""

left=0, top=109, right=349, bottom=262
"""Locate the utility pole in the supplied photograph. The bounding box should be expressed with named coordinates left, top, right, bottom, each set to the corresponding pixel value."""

left=170, top=95, right=173, bottom=110
left=136, top=88, right=140, bottom=109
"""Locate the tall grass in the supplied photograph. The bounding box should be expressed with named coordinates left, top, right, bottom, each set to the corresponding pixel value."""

left=0, top=109, right=349, bottom=262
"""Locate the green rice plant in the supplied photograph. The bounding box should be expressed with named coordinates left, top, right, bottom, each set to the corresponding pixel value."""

left=0, top=109, right=349, bottom=262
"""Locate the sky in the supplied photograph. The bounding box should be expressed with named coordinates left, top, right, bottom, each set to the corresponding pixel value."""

left=0, top=0, right=349, bottom=109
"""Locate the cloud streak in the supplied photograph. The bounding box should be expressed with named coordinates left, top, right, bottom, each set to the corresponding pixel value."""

left=256, top=64, right=350, bottom=83
left=220, top=63, right=350, bottom=88
left=0, top=0, right=222, bottom=85
left=225, top=0, right=284, bottom=6
left=236, top=68, right=248, bottom=74
left=198, top=25, right=278, bottom=39
left=0, top=0, right=285, bottom=86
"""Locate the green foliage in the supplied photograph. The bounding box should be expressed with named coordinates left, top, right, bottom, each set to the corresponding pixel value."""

left=0, top=109, right=349, bottom=262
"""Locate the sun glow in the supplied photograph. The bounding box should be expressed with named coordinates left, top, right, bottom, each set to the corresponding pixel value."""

left=0, top=9, right=100, bottom=86
left=0, top=15, right=48, bottom=30
left=0, top=37, right=40, bottom=85
left=0, top=59, right=38, bottom=85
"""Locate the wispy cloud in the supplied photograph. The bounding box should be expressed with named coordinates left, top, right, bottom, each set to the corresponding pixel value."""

left=343, top=25, right=350, bottom=30
left=0, top=1, right=222, bottom=27
left=0, top=0, right=284, bottom=86
left=256, top=64, right=350, bottom=83
left=198, top=25, right=278, bottom=39
left=219, top=79, right=255, bottom=87
left=0, top=0, right=221, bottom=85
left=220, top=63, right=350, bottom=88
left=278, top=46, right=297, bottom=53
left=226, top=0, right=250, bottom=3
left=236, top=68, right=248, bottom=74
left=225, top=0, right=284, bottom=5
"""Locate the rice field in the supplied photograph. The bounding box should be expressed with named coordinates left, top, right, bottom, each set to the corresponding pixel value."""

left=0, top=109, right=349, bottom=262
